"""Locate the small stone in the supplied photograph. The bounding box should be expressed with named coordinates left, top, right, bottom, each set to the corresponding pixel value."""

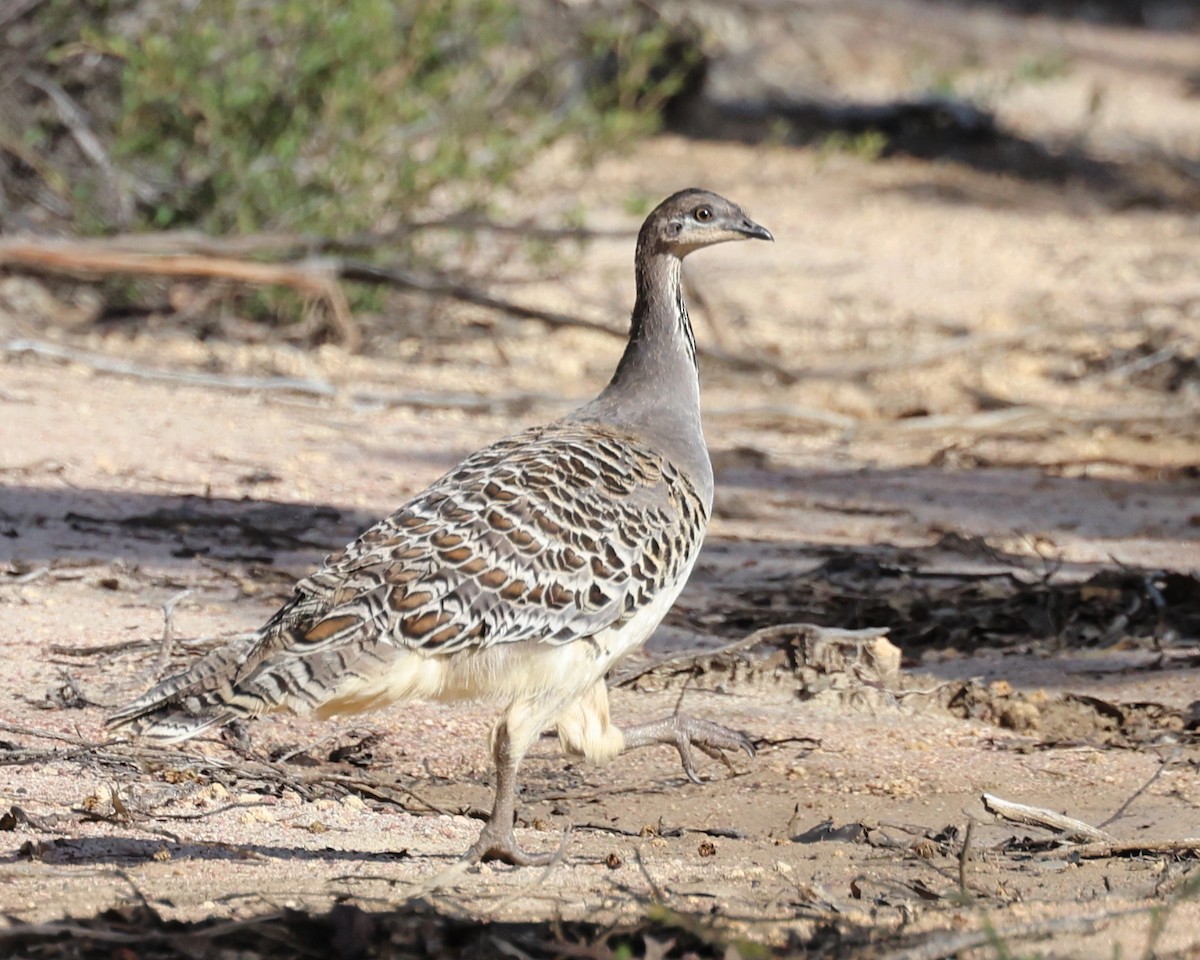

left=998, top=700, right=1040, bottom=732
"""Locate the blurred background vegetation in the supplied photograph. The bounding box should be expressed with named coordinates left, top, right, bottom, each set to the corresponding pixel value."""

left=1, top=0, right=1197, bottom=352
left=0, top=0, right=704, bottom=341
left=5, top=0, right=708, bottom=228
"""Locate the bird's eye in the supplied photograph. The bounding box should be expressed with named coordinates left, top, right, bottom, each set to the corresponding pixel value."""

left=694, top=206, right=713, bottom=222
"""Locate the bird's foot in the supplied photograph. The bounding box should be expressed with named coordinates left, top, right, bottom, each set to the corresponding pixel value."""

left=624, top=714, right=756, bottom=784
left=465, top=820, right=570, bottom=867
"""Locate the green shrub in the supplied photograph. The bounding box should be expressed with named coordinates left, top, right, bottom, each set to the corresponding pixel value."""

left=98, top=0, right=697, bottom=237
left=2, top=0, right=702, bottom=337
left=108, top=0, right=523, bottom=233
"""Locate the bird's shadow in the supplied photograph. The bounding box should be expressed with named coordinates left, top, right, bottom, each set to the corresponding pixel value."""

left=2, top=834, right=421, bottom=866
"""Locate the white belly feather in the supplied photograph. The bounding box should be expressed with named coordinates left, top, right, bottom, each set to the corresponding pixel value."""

left=314, top=549, right=700, bottom=724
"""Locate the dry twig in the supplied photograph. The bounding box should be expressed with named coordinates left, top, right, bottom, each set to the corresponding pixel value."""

left=155, top=589, right=193, bottom=677
left=4, top=339, right=337, bottom=396
left=982, top=792, right=1115, bottom=843
left=1099, top=754, right=1171, bottom=829
left=957, top=818, right=974, bottom=900
left=23, top=72, right=132, bottom=226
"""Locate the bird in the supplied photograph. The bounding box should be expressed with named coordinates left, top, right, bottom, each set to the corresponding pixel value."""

left=107, top=189, right=774, bottom=866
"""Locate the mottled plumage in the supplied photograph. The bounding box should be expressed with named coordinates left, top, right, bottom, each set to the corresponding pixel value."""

left=109, top=189, right=773, bottom=864
left=112, top=423, right=705, bottom=731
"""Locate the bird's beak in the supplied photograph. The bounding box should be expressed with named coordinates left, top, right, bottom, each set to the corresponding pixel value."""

left=736, top=217, right=774, bottom=242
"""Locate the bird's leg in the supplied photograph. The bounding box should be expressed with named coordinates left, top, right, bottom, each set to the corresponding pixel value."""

left=466, top=719, right=561, bottom=866
left=621, top=714, right=756, bottom=784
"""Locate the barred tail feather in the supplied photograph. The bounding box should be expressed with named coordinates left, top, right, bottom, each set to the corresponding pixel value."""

left=106, top=633, right=269, bottom=742
left=107, top=708, right=237, bottom=744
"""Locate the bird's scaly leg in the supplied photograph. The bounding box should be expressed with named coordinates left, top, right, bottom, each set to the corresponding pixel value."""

left=466, top=719, right=563, bottom=866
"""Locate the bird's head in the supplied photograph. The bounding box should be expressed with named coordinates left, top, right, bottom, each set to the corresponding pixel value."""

left=638, top=188, right=773, bottom=259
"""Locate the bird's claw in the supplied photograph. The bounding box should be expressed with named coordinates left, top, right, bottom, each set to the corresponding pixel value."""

left=621, top=714, right=757, bottom=781
left=466, top=820, right=570, bottom=867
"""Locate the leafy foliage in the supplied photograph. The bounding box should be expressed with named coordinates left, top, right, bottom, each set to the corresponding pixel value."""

left=0, top=0, right=704, bottom=338
left=97, top=0, right=696, bottom=236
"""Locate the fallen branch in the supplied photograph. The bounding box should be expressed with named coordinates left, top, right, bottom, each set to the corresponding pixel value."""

left=50, top=631, right=248, bottom=660
left=0, top=911, right=296, bottom=950
left=706, top=402, right=859, bottom=430
left=3, top=339, right=337, bottom=396
left=1050, top=838, right=1200, bottom=860
left=982, top=792, right=1115, bottom=843
left=342, top=261, right=798, bottom=381
left=798, top=327, right=1035, bottom=382
left=957, top=818, right=974, bottom=899
left=0, top=239, right=359, bottom=349
left=0, top=719, right=95, bottom=748
left=340, top=260, right=627, bottom=339
left=0, top=921, right=150, bottom=948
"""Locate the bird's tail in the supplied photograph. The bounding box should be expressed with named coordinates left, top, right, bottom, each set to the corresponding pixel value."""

left=106, top=633, right=270, bottom=743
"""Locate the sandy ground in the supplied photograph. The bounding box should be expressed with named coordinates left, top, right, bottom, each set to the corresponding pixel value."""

left=2, top=4, right=1200, bottom=957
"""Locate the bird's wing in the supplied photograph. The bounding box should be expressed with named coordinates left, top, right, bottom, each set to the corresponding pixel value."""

left=288, top=421, right=706, bottom=652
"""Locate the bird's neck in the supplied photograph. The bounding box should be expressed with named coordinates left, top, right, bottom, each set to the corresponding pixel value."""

left=600, top=249, right=699, bottom=414
left=570, top=244, right=710, bottom=501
